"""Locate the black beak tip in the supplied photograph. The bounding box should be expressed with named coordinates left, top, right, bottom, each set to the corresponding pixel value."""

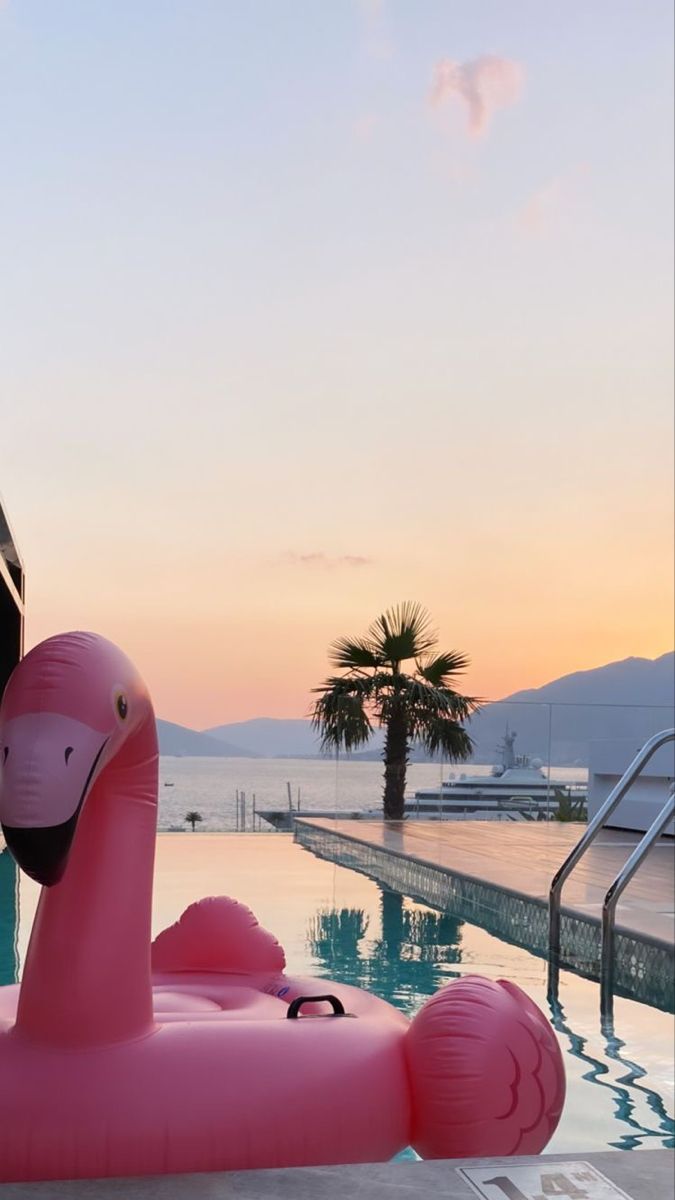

left=1, top=814, right=79, bottom=887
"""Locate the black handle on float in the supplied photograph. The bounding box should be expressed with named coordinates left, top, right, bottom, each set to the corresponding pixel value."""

left=286, top=994, right=346, bottom=1019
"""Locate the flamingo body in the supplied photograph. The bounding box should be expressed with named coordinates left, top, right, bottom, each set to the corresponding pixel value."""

left=0, top=634, right=565, bottom=1182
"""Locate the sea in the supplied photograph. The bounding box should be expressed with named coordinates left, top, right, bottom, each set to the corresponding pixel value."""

left=158, top=757, right=588, bottom=832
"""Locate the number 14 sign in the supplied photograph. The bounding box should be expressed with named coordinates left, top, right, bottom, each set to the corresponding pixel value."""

left=460, top=1161, right=634, bottom=1200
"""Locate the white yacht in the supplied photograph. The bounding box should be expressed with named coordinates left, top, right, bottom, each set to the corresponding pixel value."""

left=406, top=728, right=586, bottom=821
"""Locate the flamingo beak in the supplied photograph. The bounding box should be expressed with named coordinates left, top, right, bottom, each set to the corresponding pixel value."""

left=0, top=713, right=108, bottom=887
left=2, top=811, right=82, bottom=887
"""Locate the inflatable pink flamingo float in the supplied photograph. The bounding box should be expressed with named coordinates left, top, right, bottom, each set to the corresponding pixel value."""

left=0, top=633, right=565, bottom=1183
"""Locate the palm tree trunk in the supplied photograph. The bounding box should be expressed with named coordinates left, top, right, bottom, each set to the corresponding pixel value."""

left=382, top=707, right=408, bottom=820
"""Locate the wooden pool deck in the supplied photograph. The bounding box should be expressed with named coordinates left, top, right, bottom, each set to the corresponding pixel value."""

left=295, top=819, right=675, bottom=1008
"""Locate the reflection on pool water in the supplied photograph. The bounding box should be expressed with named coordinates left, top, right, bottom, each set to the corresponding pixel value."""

left=3, top=835, right=673, bottom=1155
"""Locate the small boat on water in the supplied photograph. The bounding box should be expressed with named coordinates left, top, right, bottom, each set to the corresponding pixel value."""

left=406, top=727, right=586, bottom=822
left=164, top=782, right=175, bottom=788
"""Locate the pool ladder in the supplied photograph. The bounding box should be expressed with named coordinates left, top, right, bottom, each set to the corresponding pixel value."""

left=548, top=728, right=675, bottom=1023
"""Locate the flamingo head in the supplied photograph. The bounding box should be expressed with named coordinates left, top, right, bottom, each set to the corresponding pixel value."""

left=0, top=632, right=154, bottom=886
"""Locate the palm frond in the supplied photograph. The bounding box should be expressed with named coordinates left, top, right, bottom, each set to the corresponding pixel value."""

left=384, top=676, right=479, bottom=758
left=416, top=650, right=471, bottom=687
left=398, top=677, right=481, bottom=723
left=329, top=636, right=382, bottom=671
left=368, top=602, right=437, bottom=666
left=311, top=674, right=379, bottom=701
left=311, top=676, right=374, bottom=752
left=417, top=717, right=474, bottom=761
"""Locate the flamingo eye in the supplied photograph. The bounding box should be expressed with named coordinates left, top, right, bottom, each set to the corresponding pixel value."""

left=116, top=694, right=128, bottom=721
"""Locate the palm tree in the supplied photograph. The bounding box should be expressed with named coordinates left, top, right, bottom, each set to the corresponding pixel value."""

left=307, top=893, right=463, bottom=1013
left=184, top=811, right=203, bottom=831
left=311, top=602, right=479, bottom=820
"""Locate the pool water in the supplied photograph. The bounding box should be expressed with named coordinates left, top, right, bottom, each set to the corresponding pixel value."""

left=2, top=835, right=673, bottom=1155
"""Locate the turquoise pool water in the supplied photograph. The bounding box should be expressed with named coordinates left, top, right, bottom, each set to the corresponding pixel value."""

left=2, top=835, right=673, bottom=1155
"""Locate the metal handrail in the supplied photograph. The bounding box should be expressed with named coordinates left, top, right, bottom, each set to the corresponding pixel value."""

left=600, top=781, right=675, bottom=1022
left=548, top=728, right=675, bottom=995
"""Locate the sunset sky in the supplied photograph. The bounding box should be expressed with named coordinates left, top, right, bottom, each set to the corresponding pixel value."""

left=1, top=1, right=673, bottom=728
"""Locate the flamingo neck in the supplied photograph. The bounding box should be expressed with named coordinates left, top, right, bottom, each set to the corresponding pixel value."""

left=16, top=718, right=159, bottom=1048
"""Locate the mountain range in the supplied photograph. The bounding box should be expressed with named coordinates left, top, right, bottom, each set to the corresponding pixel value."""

left=157, top=651, right=674, bottom=767
left=156, top=719, right=251, bottom=759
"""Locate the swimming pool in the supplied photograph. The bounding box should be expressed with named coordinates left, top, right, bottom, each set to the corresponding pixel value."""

left=2, top=835, right=673, bottom=1155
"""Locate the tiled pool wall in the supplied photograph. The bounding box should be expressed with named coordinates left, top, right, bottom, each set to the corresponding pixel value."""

left=295, top=822, right=674, bottom=1012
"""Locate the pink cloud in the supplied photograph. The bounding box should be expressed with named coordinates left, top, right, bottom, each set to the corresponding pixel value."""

left=282, top=552, right=373, bottom=569
left=429, top=55, right=524, bottom=137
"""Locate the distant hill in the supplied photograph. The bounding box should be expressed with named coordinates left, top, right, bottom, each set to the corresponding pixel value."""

left=201, top=652, right=674, bottom=766
left=504, top=652, right=674, bottom=708
left=468, top=652, right=675, bottom=765
left=157, top=719, right=250, bottom=758
left=203, top=717, right=324, bottom=758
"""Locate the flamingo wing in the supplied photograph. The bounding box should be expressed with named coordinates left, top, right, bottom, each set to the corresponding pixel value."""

left=405, top=975, right=565, bottom=1159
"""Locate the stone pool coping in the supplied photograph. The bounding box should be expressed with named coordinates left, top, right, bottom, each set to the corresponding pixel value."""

left=293, top=819, right=675, bottom=1011
left=3, top=1150, right=672, bottom=1198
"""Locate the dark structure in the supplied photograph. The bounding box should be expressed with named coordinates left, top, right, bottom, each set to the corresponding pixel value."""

left=1, top=500, right=24, bottom=696
left=0, top=498, right=23, bottom=984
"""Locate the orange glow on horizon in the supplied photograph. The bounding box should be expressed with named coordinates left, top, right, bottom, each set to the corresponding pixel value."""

left=24, top=598, right=674, bottom=729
